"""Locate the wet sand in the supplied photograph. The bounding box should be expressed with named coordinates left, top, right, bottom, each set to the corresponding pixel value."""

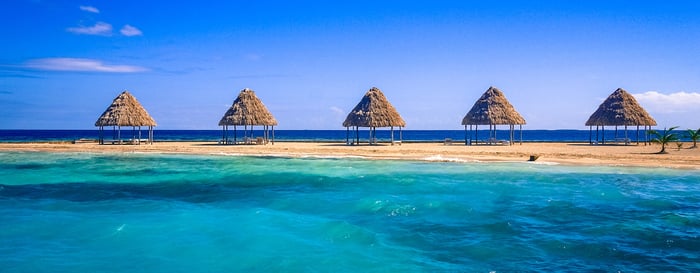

left=1, top=141, right=699, bottom=169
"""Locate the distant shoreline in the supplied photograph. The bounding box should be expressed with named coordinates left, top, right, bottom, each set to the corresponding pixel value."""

left=1, top=141, right=698, bottom=170
left=2, top=129, right=680, bottom=143
left=0, top=139, right=601, bottom=144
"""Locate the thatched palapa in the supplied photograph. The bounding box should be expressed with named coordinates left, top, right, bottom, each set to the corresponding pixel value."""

left=95, top=90, right=156, bottom=144
left=343, top=87, right=405, bottom=145
left=462, top=86, right=525, bottom=145
left=218, top=88, right=277, bottom=145
left=585, top=88, right=656, bottom=145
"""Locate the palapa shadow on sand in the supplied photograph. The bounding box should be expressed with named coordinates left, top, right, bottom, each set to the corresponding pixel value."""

left=566, top=143, right=647, bottom=147
left=321, top=143, right=395, bottom=147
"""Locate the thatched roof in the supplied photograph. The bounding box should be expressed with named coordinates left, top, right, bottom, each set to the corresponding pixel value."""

left=462, top=86, right=526, bottom=125
left=218, top=88, right=278, bottom=126
left=585, top=88, right=657, bottom=126
left=95, top=90, right=156, bottom=127
left=343, top=87, right=406, bottom=128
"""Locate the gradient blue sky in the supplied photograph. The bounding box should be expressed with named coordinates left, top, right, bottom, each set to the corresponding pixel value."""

left=2, top=0, right=700, bottom=129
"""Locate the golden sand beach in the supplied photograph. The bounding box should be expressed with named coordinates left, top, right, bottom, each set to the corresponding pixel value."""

left=1, top=141, right=698, bottom=169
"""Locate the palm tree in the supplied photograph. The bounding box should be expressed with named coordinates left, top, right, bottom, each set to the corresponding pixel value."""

left=650, top=126, right=679, bottom=154
left=687, top=128, right=700, bottom=148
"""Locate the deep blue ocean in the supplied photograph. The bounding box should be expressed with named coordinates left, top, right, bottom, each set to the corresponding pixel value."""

left=0, top=129, right=671, bottom=143
left=1, top=152, right=698, bottom=272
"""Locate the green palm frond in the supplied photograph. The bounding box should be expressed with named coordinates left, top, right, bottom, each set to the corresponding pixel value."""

left=650, top=126, right=679, bottom=153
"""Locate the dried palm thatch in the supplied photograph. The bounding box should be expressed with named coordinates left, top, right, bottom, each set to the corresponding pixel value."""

left=462, top=86, right=526, bottom=125
left=219, top=88, right=278, bottom=126
left=95, top=90, right=156, bottom=145
left=218, top=88, right=277, bottom=145
left=343, top=87, right=406, bottom=128
left=95, top=90, right=156, bottom=127
left=585, top=88, right=657, bottom=126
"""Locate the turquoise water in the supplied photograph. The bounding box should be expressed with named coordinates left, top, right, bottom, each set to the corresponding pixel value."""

left=1, top=152, right=699, bottom=272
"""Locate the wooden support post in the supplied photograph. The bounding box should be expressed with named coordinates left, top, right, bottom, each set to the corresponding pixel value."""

left=596, top=126, right=599, bottom=144
left=464, top=125, right=467, bottom=145
left=519, top=124, right=523, bottom=145
left=602, top=126, right=605, bottom=144
left=391, top=126, right=394, bottom=145
left=355, top=126, right=359, bottom=145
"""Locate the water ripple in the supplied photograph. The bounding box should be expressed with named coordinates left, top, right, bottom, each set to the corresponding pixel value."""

left=1, top=152, right=699, bottom=272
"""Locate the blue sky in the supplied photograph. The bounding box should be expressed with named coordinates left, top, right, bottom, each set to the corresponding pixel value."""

left=2, top=0, right=700, bottom=130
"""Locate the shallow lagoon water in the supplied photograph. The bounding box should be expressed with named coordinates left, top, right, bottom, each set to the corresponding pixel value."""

left=1, top=152, right=699, bottom=272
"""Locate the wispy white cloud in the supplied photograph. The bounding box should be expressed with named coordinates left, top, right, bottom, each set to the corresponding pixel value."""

left=24, top=58, right=148, bottom=73
left=79, top=5, right=99, bottom=13
left=120, top=25, right=143, bottom=36
left=67, top=22, right=112, bottom=36
left=633, top=91, right=700, bottom=113
left=330, top=106, right=345, bottom=115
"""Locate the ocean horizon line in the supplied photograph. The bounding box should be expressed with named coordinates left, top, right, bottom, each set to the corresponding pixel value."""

left=0, top=128, right=681, bottom=143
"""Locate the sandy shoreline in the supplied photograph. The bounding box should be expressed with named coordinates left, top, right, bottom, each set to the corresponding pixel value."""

left=1, top=141, right=699, bottom=169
